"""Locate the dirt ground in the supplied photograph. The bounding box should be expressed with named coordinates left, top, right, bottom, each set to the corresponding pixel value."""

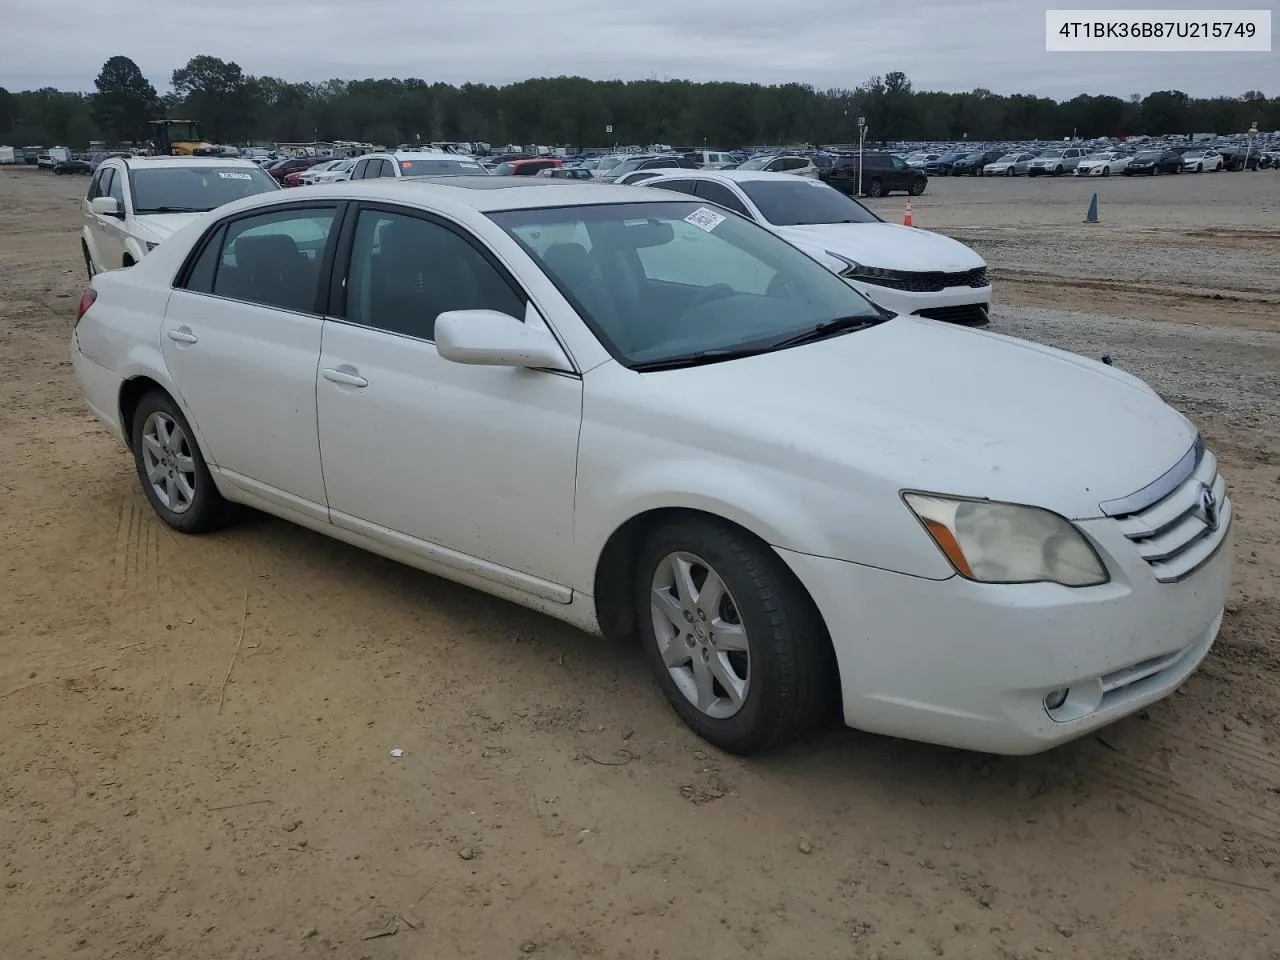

left=2, top=166, right=1278, bottom=960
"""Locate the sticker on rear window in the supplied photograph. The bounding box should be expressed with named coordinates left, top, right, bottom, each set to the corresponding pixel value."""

left=218, top=172, right=253, bottom=180
left=684, top=207, right=725, bottom=232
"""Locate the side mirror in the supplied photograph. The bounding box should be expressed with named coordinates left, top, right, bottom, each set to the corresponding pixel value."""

left=90, top=197, right=121, bottom=218
left=435, top=310, right=569, bottom=369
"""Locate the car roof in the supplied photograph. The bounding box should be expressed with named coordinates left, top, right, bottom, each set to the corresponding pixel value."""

left=213, top=176, right=683, bottom=216
left=375, top=151, right=483, bottom=162
left=110, top=156, right=263, bottom=170
left=645, top=169, right=814, bottom=186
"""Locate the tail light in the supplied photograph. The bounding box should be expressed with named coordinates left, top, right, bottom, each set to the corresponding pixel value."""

left=75, top=289, right=97, bottom=325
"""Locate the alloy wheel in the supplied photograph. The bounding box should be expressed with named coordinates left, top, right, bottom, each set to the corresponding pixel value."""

left=140, top=411, right=197, bottom=514
left=649, top=551, right=750, bottom=719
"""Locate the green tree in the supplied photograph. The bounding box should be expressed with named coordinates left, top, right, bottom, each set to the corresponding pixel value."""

left=170, top=55, right=252, bottom=143
left=92, top=56, right=158, bottom=144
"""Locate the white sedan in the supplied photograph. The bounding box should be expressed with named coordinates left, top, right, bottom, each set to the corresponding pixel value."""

left=646, top=170, right=991, bottom=325
left=71, top=178, right=1232, bottom=756
left=298, top=158, right=355, bottom=185
left=1182, top=149, right=1224, bottom=172
left=1074, top=151, right=1130, bottom=176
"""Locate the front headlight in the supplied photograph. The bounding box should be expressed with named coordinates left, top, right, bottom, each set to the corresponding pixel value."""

left=903, top=493, right=1109, bottom=587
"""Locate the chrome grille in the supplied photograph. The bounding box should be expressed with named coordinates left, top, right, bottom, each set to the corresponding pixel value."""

left=1105, top=441, right=1230, bottom=583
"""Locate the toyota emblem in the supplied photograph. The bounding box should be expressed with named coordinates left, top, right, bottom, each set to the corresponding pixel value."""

left=1197, top=484, right=1220, bottom=531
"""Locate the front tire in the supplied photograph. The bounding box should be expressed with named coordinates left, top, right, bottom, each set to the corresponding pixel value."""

left=908, top=179, right=925, bottom=196
left=130, top=390, right=227, bottom=534
left=866, top=178, right=883, bottom=198
left=636, top=518, right=835, bottom=754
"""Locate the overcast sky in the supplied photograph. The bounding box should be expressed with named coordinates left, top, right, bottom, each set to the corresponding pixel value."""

left=2, top=0, right=1275, bottom=98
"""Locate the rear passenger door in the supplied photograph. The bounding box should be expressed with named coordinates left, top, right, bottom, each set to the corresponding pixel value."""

left=161, top=204, right=342, bottom=519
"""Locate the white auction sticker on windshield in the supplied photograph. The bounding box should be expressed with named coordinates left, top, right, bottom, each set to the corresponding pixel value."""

left=218, top=171, right=253, bottom=180
left=684, top=207, right=726, bottom=232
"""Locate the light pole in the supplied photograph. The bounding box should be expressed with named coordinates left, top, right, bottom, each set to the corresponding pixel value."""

left=857, top=117, right=867, bottom=197
left=1243, top=121, right=1258, bottom=170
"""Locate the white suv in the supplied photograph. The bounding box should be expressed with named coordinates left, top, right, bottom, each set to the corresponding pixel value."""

left=81, top=156, right=279, bottom=275
left=345, top=151, right=490, bottom=180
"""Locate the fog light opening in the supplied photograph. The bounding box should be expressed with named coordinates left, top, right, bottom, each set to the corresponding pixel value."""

left=1044, top=688, right=1070, bottom=711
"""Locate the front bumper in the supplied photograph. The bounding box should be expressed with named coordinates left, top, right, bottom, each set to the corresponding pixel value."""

left=852, top=282, right=992, bottom=326
left=778, top=515, right=1231, bottom=755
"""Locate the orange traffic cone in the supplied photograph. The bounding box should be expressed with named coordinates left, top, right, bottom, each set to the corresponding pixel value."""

left=903, top=197, right=914, bottom=227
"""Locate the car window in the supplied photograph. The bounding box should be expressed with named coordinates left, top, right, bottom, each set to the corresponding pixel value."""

left=693, top=181, right=752, bottom=218
left=107, top=168, right=125, bottom=207
left=351, top=159, right=369, bottom=179
left=343, top=209, right=525, bottom=341
left=648, top=178, right=699, bottom=197
left=87, top=167, right=109, bottom=200
left=890, top=156, right=908, bottom=171
left=181, top=224, right=227, bottom=293
left=492, top=200, right=883, bottom=367
left=210, top=208, right=337, bottom=313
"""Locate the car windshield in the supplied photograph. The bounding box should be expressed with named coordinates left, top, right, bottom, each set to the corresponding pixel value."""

left=1133, top=151, right=1161, bottom=160
left=739, top=179, right=878, bottom=226
left=964, top=152, right=986, bottom=160
left=736, top=157, right=774, bottom=170
left=489, top=200, right=885, bottom=369
left=129, top=165, right=279, bottom=214
left=996, top=154, right=1018, bottom=162
left=1038, top=151, right=1065, bottom=159
left=399, top=157, right=489, bottom=177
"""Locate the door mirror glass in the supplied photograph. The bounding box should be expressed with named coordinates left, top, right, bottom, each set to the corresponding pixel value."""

left=90, top=197, right=121, bottom=218
left=435, top=310, right=567, bottom=368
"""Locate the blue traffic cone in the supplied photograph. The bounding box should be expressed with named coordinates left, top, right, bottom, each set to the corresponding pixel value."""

left=1084, top=192, right=1098, bottom=223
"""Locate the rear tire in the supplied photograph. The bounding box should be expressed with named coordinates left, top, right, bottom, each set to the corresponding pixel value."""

left=635, top=518, right=836, bottom=754
left=130, top=390, right=227, bottom=534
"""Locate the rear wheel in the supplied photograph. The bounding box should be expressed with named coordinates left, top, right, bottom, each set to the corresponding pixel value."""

left=636, top=518, right=836, bottom=754
left=130, top=390, right=227, bottom=534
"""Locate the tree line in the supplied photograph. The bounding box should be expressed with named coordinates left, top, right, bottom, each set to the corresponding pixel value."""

left=2, top=55, right=1276, bottom=152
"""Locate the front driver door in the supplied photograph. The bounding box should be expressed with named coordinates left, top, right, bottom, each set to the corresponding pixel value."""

left=316, top=204, right=582, bottom=596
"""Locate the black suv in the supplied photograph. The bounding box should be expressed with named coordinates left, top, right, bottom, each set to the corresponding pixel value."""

left=818, top=152, right=927, bottom=197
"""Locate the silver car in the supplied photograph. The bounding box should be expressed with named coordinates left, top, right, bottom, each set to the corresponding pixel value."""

left=982, top=152, right=1037, bottom=176
left=1026, top=147, right=1088, bottom=177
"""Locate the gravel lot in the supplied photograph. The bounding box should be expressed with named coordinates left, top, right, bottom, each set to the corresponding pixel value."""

left=2, top=167, right=1278, bottom=960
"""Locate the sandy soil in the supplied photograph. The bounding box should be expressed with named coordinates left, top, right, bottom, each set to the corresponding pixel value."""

left=2, top=167, right=1278, bottom=960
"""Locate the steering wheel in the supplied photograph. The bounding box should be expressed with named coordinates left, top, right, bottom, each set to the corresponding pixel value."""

left=684, top=283, right=737, bottom=314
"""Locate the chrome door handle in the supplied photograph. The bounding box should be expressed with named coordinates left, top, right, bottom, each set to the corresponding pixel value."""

left=322, top=366, right=368, bottom=388
left=167, top=327, right=198, bottom=344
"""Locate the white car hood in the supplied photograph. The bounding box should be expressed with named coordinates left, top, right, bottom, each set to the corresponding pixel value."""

left=131, top=212, right=205, bottom=243
left=625, top=316, right=1195, bottom=521
left=774, top=222, right=985, bottom=273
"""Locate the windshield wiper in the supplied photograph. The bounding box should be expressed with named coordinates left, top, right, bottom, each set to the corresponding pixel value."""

left=768, top=314, right=887, bottom=349
left=631, top=346, right=773, bottom=372
left=135, top=206, right=206, bottom=214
